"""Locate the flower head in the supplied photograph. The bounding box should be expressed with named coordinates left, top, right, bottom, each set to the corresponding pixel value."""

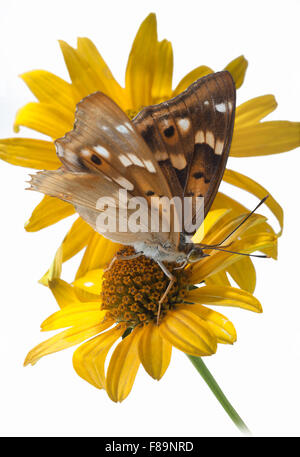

left=1, top=13, right=297, bottom=403
left=24, top=207, right=269, bottom=402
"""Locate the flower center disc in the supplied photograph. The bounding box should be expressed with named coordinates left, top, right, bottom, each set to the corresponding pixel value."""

left=101, top=247, right=190, bottom=326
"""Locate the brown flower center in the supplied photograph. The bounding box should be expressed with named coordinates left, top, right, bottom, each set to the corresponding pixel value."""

left=101, top=247, right=190, bottom=326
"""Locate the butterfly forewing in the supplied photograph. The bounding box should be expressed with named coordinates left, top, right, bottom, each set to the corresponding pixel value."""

left=56, top=92, right=173, bottom=202
left=30, top=91, right=182, bottom=247
left=133, top=71, right=236, bottom=235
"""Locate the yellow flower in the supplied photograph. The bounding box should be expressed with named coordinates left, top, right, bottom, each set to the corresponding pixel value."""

left=0, top=13, right=295, bottom=286
left=24, top=207, right=273, bottom=402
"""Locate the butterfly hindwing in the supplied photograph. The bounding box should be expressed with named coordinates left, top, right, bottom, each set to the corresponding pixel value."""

left=29, top=169, right=156, bottom=245
left=133, top=71, right=236, bottom=235
left=183, top=71, right=236, bottom=233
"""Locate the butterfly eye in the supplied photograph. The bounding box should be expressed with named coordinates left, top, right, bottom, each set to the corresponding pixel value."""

left=188, top=247, right=204, bottom=263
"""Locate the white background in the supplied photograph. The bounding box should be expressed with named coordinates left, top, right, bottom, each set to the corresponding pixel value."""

left=0, top=0, right=299, bottom=438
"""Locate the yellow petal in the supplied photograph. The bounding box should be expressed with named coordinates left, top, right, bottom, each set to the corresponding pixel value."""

left=223, top=169, right=284, bottom=236
left=233, top=226, right=278, bottom=261
left=195, top=210, right=275, bottom=275
left=210, top=191, right=277, bottom=256
left=202, top=210, right=266, bottom=249
left=73, top=288, right=101, bottom=303
left=235, top=95, right=277, bottom=127
left=138, top=322, right=172, bottom=380
left=224, top=55, right=248, bottom=89
left=72, top=325, right=124, bottom=389
left=180, top=304, right=236, bottom=344
left=260, top=240, right=278, bottom=260
left=20, top=70, right=76, bottom=113
left=211, top=192, right=276, bottom=244
left=238, top=232, right=277, bottom=257
left=192, top=208, right=231, bottom=243
left=59, top=217, right=93, bottom=263
left=212, top=191, right=247, bottom=214
left=213, top=194, right=277, bottom=259
left=76, top=38, right=128, bottom=110
left=59, top=40, right=101, bottom=100
left=24, top=322, right=110, bottom=366
left=76, top=232, right=122, bottom=279
left=40, top=217, right=93, bottom=285
left=151, top=39, right=173, bottom=104
left=39, top=244, right=63, bottom=286
left=41, top=303, right=107, bottom=331
left=106, top=327, right=142, bottom=402
left=172, top=65, right=213, bottom=97
left=0, top=138, right=59, bottom=170
left=49, top=278, right=80, bottom=309
left=14, top=102, right=73, bottom=139
left=187, top=285, right=262, bottom=312
left=159, top=308, right=217, bottom=356
left=205, top=270, right=231, bottom=287
left=125, top=13, right=158, bottom=108
left=191, top=231, right=277, bottom=283
left=73, top=269, right=104, bottom=296
left=227, top=256, right=256, bottom=293
left=25, top=196, right=75, bottom=232
left=231, top=121, right=300, bottom=157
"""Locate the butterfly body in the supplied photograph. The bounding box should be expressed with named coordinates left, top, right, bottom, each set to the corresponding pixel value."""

left=133, top=240, right=185, bottom=264
left=29, top=71, right=236, bottom=297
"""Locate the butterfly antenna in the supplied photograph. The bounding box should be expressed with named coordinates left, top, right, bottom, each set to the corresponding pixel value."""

left=200, top=195, right=269, bottom=249
left=201, top=246, right=268, bottom=258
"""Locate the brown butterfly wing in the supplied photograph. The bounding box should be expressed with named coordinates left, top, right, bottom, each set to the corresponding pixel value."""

left=133, top=71, right=236, bottom=235
left=56, top=92, right=173, bottom=204
left=31, top=92, right=181, bottom=247
left=29, top=170, right=153, bottom=245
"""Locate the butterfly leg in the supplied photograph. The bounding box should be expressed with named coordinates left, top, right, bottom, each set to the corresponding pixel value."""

left=105, top=252, right=143, bottom=272
left=173, top=259, right=188, bottom=270
left=156, top=261, right=176, bottom=325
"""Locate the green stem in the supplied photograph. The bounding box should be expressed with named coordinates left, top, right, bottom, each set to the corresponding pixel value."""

left=187, top=355, right=251, bottom=434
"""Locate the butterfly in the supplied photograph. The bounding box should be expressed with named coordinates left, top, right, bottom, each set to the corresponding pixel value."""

left=29, top=71, right=237, bottom=311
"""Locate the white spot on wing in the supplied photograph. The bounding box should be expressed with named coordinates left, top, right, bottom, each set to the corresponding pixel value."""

left=116, top=125, right=128, bottom=134
left=128, top=153, right=144, bottom=167
left=119, top=154, right=132, bottom=167
left=195, top=130, right=205, bottom=144
left=154, top=151, right=168, bottom=161
left=170, top=154, right=187, bottom=170
left=143, top=160, right=156, bottom=173
left=81, top=148, right=91, bottom=157
left=125, top=122, right=134, bottom=131
left=205, top=131, right=215, bottom=148
left=115, top=177, right=134, bottom=191
left=178, top=118, right=190, bottom=132
left=216, top=103, right=226, bottom=113
left=94, top=145, right=110, bottom=159
left=215, top=139, right=224, bottom=155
